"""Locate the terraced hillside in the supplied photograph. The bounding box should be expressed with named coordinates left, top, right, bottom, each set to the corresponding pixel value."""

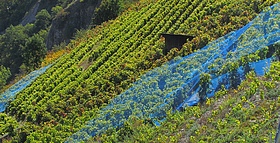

left=0, top=0, right=279, bottom=142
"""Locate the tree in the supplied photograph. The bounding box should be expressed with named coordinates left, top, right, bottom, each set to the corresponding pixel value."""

left=0, top=65, right=11, bottom=89
left=22, top=34, right=46, bottom=72
left=34, top=9, right=51, bottom=33
left=93, top=0, right=120, bottom=25
left=0, top=25, right=29, bottom=76
left=199, top=73, right=211, bottom=103
left=51, top=5, right=63, bottom=18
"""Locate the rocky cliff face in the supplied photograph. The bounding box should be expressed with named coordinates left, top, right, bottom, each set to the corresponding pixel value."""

left=20, top=0, right=41, bottom=26
left=46, top=0, right=101, bottom=50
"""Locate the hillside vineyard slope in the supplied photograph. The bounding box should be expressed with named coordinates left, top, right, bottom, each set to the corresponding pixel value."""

left=66, top=3, right=280, bottom=142
left=0, top=65, right=52, bottom=112
left=1, top=0, right=279, bottom=142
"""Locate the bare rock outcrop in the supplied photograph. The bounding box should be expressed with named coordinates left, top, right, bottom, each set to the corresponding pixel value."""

left=46, top=0, right=101, bottom=50
left=20, top=0, right=41, bottom=26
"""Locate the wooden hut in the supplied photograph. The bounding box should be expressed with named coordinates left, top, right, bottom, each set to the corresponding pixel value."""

left=161, top=34, right=194, bottom=54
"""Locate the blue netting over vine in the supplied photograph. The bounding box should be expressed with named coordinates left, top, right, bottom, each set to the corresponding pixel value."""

left=0, top=64, right=52, bottom=112
left=66, top=3, right=280, bottom=142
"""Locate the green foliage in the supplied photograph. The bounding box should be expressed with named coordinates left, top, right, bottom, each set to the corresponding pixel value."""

left=0, top=24, right=48, bottom=79
left=0, top=0, right=37, bottom=32
left=0, top=0, right=76, bottom=32
left=0, top=113, right=19, bottom=138
left=92, top=0, right=120, bottom=25
left=92, top=61, right=280, bottom=142
left=51, top=5, right=63, bottom=18
left=22, top=33, right=47, bottom=73
left=0, top=0, right=130, bottom=80
left=92, top=0, right=138, bottom=25
left=34, top=9, right=51, bottom=33
left=57, top=0, right=76, bottom=8
left=1, top=0, right=278, bottom=142
left=0, top=65, right=11, bottom=90
left=0, top=25, right=29, bottom=76
left=199, top=73, right=211, bottom=102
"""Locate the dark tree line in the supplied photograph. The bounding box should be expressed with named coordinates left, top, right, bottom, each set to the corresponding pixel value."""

left=92, top=0, right=138, bottom=25
left=0, top=9, right=51, bottom=88
left=0, top=65, right=11, bottom=89
left=0, top=0, right=38, bottom=32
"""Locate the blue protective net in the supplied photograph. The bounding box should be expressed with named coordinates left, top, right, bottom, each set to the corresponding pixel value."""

left=66, top=3, right=279, bottom=142
left=0, top=64, right=52, bottom=112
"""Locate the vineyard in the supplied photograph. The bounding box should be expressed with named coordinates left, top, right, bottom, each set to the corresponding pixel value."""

left=0, top=0, right=279, bottom=142
left=67, top=3, right=280, bottom=142
left=0, top=65, right=52, bottom=112
left=93, top=62, right=280, bottom=142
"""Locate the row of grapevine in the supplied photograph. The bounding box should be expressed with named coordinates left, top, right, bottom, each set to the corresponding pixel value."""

left=1, top=0, right=278, bottom=142
left=66, top=4, right=280, bottom=141
left=91, top=61, right=280, bottom=142
left=0, top=64, right=52, bottom=112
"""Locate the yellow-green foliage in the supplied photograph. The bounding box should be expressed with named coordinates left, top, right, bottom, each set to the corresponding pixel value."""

left=0, top=0, right=278, bottom=142
left=94, top=61, right=280, bottom=142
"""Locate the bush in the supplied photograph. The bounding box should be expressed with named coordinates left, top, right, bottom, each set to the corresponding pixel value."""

left=0, top=65, right=11, bottom=90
